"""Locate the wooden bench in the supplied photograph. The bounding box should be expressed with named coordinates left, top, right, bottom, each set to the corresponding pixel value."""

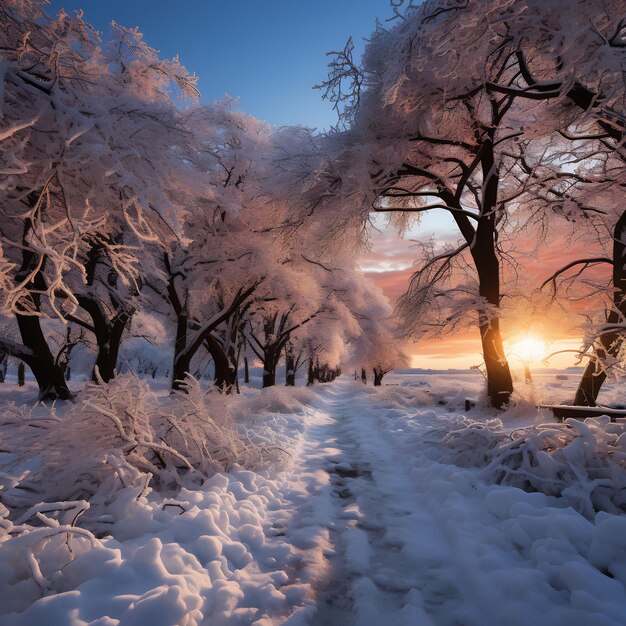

left=540, top=405, right=626, bottom=423
left=463, top=398, right=626, bottom=423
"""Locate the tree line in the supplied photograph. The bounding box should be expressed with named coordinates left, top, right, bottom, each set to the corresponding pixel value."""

left=0, top=0, right=406, bottom=399
left=2, top=0, right=626, bottom=408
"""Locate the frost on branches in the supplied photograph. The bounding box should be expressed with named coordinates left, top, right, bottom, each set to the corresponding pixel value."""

left=311, top=0, right=626, bottom=408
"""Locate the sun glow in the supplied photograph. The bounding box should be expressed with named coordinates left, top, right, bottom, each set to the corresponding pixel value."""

left=510, top=336, right=547, bottom=362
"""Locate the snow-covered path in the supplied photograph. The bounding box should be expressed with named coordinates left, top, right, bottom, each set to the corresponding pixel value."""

left=3, top=377, right=626, bottom=625
left=274, top=381, right=626, bottom=626
left=274, top=383, right=463, bottom=625
left=300, top=385, right=451, bottom=625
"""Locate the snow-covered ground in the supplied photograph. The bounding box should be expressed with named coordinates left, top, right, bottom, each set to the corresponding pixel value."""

left=1, top=371, right=626, bottom=625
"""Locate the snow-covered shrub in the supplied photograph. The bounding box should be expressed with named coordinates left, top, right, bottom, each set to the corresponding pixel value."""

left=236, top=385, right=318, bottom=416
left=439, top=416, right=626, bottom=518
left=438, top=418, right=509, bottom=468
left=0, top=374, right=264, bottom=519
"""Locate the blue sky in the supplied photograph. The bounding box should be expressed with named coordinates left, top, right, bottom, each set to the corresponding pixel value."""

left=48, top=0, right=392, bottom=129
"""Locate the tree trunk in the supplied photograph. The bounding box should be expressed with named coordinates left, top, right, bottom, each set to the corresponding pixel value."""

left=263, top=350, right=278, bottom=388
left=92, top=313, right=130, bottom=383
left=13, top=228, right=70, bottom=399
left=574, top=211, right=626, bottom=406
left=93, top=344, right=115, bottom=383
left=285, top=353, right=295, bottom=386
left=204, top=333, right=236, bottom=392
left=77, top=296, right=132, bottom=384
left=168, top=281, right=255, bottom=393
left=307, top=360, right=315, bottom=386
left=225, top=347, right=239, bottom=393
left=574, top=365, right=606, bottom=406
left=471, top=141, right=513, bottom=409
left=244, top=357, right=249, bottom=383
left=171, top=309, right=189, bottom=391
left=172, top=354, right=192, bottom=391
left=16, top=313, right=71, bottom=399
left=478, top=318, right=512, bottom=409
left=523, top=363, right=532, bottom=383
left=17, top=361, right=25, bottom=386
left=361, top=368, right=367, bottom=384
left=373, top=368, right=385, bottom=386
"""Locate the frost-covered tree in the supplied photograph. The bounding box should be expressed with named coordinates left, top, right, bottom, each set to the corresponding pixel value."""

left=0, top=1, right=198, bottom=396
left=481, top=0, right=626, bottom=405
left=245, top=256, right=328, bottom=389
left=348, top=281, right=410, bottom=386
left=158, top=103, right=280, bottom=392
left=313, top=1, right=547, bottom=406
left=310, top=0, right=626, bottom=408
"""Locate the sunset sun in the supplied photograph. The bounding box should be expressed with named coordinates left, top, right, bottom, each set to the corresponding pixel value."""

left=510, top=336, right=547, bottom=362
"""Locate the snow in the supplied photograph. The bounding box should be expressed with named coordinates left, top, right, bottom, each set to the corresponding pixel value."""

left=2, top=371, right=626, bottom=624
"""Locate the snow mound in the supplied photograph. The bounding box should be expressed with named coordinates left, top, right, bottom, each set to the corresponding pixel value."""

left=0, top=469, right=310, bottom=625
left=0, top=379, right=320, bottom=625
left=0, top=374, right=267, bottom=518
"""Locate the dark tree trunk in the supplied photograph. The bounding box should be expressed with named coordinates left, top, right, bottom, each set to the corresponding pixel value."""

left=361, top=368, right=367, bottom=384
left=262, top=350, right=279, bottom=388
left=16, top=313, right=71, bottom=399
left=76, top=295, right=133, bottom=384
left=262, top=368, right=276, bottom=388
left=211, top=342, right=230, bottom=389
left=17, top=361, right=25, bottom=387
left=244, top=357, right=249, bottom=383
left=225, top=344, right=240, bottom=392
left=285, top=353, right=295, bottom=386
left=470, top=141, right=513, bottom=409
left=307, top=360, right=315, bottom=386
left=523, top=363, right=532, bottom=383
left=92, top=314, right=131, bottom=383
left=171, top=308, right=189, bottom=391
left=373, top=368, right=385, bottom=386
left=172, top=353, right=192, bottom=391
left=168, top=276, right=256, bottom=393
left=574, top=211, right=626, bottom=406
left=574, top=366, right=606, bottom=406
left=478, top=317, right=512, bottom=409
left=93, top=347, right=115, bottom=383
left=204, top=333, right=237, bottom=393
left=13, top=212, right=71, bottom=400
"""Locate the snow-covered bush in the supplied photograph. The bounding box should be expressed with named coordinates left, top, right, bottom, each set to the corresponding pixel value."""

left=439, top=416, right=626, bottom=518
left=0, top=374, right=265, bottom=520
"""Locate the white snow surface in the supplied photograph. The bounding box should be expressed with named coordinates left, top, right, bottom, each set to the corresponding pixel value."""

left=2, top=372, right=626, bottom=625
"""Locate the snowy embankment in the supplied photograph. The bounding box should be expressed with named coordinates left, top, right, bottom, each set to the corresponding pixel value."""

left=0, top=379, right=319, bottom=626
left=1, top=372, right=626, bottom=625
